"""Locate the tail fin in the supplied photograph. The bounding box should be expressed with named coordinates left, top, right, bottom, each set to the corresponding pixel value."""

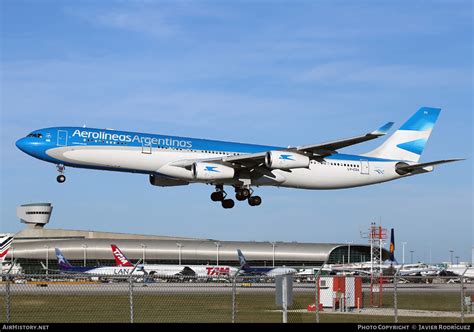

left=364, top=107, right=441, bottom=162
left=0, top=235, right=13, bottom=263
left=237, top=249, right=250, bottom=269
left=55, top=248, right=73, bottom=270
left=111, top=244, right=133, bottom=267
left=389, top=228, right=397, bottom=263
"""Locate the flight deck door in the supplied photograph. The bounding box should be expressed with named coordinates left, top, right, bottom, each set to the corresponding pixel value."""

left=360, top=160, right=369, bottom=175
left=57, top=130, right=68, bottom=146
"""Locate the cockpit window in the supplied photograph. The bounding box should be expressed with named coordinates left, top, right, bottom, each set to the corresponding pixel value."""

left=27, top=133, right=43, bottom=138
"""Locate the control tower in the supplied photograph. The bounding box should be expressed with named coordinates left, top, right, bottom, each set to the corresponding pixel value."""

left=16, top=203, right=53, bottom=229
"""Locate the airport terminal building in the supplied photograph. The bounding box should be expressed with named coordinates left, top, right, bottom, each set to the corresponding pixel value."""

left=9, top=203, right=389, bottom=273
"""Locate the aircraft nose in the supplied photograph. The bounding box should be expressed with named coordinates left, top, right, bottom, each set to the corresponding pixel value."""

left=16, top=137, right=29, bottom=153
left=16, top=137, right=38, bottom=155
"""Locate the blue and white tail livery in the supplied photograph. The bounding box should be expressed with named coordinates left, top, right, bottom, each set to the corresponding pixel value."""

left=16, top=107, right=462, bottom=209
left=365, top=107, right=440, bottom=162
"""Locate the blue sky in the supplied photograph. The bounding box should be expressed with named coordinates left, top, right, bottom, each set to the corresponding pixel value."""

left=1, top=0, right=472, bottom=264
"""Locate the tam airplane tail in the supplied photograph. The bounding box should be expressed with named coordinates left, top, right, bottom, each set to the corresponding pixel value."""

left=111, top=244, right=133, bottom=267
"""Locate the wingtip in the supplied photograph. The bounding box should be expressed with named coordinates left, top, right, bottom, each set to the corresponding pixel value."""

left=371, top=122, right=395, bottom=136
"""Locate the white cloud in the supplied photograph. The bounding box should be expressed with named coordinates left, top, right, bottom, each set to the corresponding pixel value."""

left=294, top=62, right=470, bottom=88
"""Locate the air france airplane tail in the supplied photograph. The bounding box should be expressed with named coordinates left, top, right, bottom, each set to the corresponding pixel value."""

left=111, top=244, right=133, bottom=267
left=0, top=235, right=13, bottom=263
left=364, top=107, right=441, bottom=162
left=55, top=248, right=73, bottom=270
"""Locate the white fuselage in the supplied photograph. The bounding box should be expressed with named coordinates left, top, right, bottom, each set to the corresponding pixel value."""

left=45, top=145, right=404, bottom=189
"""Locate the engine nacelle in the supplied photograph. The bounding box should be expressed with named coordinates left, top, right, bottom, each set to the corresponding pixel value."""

left=149, top=174, right=189, bottom=187
left=265, top=151, right=310, bottom=170
left=192, top=162, right=235, bottom=181
left=157, top=165, right=194, bottom=180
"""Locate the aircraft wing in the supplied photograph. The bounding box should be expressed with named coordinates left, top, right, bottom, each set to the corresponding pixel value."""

left=288, top=122, right=394, bottom=157
left=168, top=122, right=394, bottom=171
left=399, top=267, right=441, bottom=276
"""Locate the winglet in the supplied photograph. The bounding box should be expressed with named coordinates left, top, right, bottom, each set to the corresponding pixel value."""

left=371, top=122, right=394, bottom=136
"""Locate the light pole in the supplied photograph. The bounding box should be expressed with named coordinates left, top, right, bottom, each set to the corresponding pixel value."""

left=402, top=242, right=407, bottom=264
left=410, top=250, right=414, bottom=264
left=346, top=241, right=353, bottom=265
left=44, top=245, right=49, bottom=275
left=271, top=242, right=277, bottom=267
left=10, top=245, right=14, bottom=264
left=455, top=256, right=460, bottom=265
left=82, top=244, right=87, bottom=267
left=214, top=242, right=221, bottom=265
left=141, top=244, right=147, bottom=264
left=176, top=243, right=183, bottom=265
left=449, top=250, right=454, bottom=266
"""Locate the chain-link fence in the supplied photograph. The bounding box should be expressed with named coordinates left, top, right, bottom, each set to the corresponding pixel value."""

left=0, top=272, right=473, bottom=323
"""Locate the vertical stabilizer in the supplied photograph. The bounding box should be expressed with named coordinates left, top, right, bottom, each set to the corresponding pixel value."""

left=364, top=107, right=441, bottom=162
left=55, top=248, right=73, bottom=270
left=111, top=244, right=133, bottom=267
left=0, top=235, right=13, bottom=263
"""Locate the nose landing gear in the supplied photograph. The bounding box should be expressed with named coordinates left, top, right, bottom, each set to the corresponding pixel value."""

left=56, top=164, right=66, bottom=183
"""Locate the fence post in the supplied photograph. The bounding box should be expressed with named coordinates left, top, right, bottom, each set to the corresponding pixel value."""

left=460, top=267, right=468, bottom=323
left=129, top=276, right=134, bottom=323
left=5, top=273, right=11, bottom=323
left=231, top=275, right=236, bottom=323
left=393, top=274, right=398, bottom=323
left=314, top=266, right=324, bottom=323
left=393, top=264, right=403, bottom=323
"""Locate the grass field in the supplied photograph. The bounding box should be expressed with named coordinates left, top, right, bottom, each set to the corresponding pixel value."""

left=0, top=290, right=472, bottom=323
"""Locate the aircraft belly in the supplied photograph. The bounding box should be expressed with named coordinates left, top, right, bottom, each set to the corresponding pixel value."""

left=47, top=146, right=172, bottom=172
left=279, top=162, right=399, bottom=189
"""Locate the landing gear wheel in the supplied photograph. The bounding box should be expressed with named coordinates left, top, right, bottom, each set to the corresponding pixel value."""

left=211, top=191, right=225, bottom=202
left=56, top=175, right=66, bottom=183
left=248, top=196, right=262, bottom=206
left=240, top=188, right=250, bottom=198
left=235, top=188, right=251, bottom=201
left=235, top=192, right=246, bottom=201
left=221, top=199, right=235, bottom=209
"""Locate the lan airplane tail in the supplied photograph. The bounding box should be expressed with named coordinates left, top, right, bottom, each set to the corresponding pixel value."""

left=237, top=249, right=251, bottom=270
left=55, top=248, right=74, bottom=270
left=364, top=107, right=441, bottom=162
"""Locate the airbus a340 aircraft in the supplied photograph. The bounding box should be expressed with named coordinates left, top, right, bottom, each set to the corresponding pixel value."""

left=16, top=107, right=461, bottom=208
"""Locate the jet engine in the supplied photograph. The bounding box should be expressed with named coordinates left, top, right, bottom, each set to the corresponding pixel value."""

left=192, top=162, right=235, bottom=180
left=265, top=151, right=310, bottom=170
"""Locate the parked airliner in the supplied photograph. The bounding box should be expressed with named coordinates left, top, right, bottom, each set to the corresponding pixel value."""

left=53, top=248, right=143, bottom=276
left=111, top=244, right=239, bottom=278
left=237, top=249, right=297, bottom=276
left=16, top=107, right=461, bottom=208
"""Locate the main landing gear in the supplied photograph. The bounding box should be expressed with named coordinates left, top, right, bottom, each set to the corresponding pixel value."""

left=56, top=164, right=66, bottom=183
left=210, top=185, right=262, bottom=209
left=210, top=185, right=235, bottom=209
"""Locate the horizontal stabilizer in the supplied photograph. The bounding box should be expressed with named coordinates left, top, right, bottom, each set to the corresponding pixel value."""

left=396, top=158, right=464, bottom=174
